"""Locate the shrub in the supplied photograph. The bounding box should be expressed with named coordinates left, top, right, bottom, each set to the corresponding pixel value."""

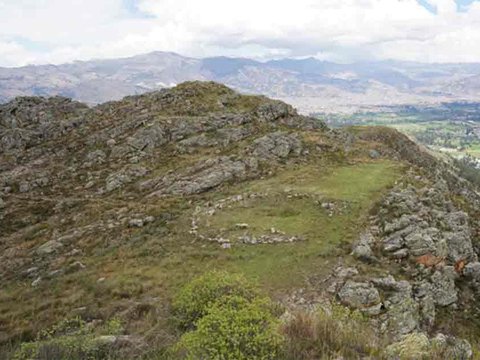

left=172, top=270, right=258, bottom=329
left=175, top=296, right=282, bottom=360
left=171, top=271, right=283, bottom=359
left=13, top=317, right=124, bottom=360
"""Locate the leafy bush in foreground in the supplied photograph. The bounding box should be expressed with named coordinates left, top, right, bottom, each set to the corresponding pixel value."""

left=172, top=270, right=259, bottom=329
left=175, top=296, right=282, bottom=360
left=172, top=271, right=282, bottom=360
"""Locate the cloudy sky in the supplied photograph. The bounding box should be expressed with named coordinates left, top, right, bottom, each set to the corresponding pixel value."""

left=1, top=0, right=480, bottom=67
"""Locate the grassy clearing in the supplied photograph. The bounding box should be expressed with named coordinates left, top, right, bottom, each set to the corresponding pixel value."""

left=466, top=144, right=480, bottom=157
left=172, top=160, right=403, bottom=293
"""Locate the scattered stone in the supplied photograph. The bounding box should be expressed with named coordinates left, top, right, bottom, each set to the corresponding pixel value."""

left=321, top=202, right=334, bottom=210
left=336, top=266, right=359, bottom=279
left=270, top=227, right=284, bottom=234
left=351, top=232, right=377, bottom=263
left=67, top=248, right=82, bottom=257
left=67, top=261, right=86, bottom=273
left=95, top=335, right=117, bottom=345
left=369, top=149, right=380, bottom=159
left=94, top=335, right=145, bottom=352
left=84, top=149, right=106, bottom=167
left=24, top=266, right=38, bottom=276
left=19, top=181, right=30, bottom=193
left=31, top=277, right=41, bottom=287
left=129, top=219, right=144, bottom=227
left=48, top=269, right=63, bottom=277
left=36, top=240, right=63, bottom=255
left=144, top=216, right=155, bottom=223
left=337, top=280, right=381, bottom=312
left=392, top=248, right=409, bottom=259
left=239, top=233, right=304, bottom=245
left=73, top=306, right=88, bottom=313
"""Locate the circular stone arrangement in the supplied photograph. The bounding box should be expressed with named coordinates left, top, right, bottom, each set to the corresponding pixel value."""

left=189, top=191, right=346, bottom=247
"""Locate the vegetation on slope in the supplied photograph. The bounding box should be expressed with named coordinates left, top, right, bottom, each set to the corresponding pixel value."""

left=1, top=82, right=480, bottom=359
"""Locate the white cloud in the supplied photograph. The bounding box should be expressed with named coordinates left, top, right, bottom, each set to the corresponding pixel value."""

left=0, top=40, right=33, bottom=67
left=0, top=0, right=480, bottom=66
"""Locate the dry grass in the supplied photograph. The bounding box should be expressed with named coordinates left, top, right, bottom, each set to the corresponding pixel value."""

left=280, top=306, right=383, bottom=360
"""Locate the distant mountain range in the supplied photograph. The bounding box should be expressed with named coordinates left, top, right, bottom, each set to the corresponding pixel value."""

left=2, top=51, right=480, bottom=113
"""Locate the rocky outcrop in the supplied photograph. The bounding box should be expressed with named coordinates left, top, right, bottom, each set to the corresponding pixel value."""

left=332, top=176, right=479, bottom=355
left=105, top=165, right=149, bottom=192
left=251, top=131, right=302, bottom=160
left=0, top=96, right=88, bottom=153
left=338, top=280, right=381, bottom=315
left=378, top=181, right=476, bottom=263
left=147, top=156, right=256, bottom=196
left=142, top=131, right=305, bottom=196
left=36, top=239, right=63, bottom=255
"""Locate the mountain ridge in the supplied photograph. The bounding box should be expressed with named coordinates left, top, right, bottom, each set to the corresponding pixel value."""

left=3, top=51, right=480, bottom=113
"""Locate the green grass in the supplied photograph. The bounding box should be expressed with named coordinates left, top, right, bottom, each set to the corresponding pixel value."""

left=204, top=196, right=322, bottom=237
left=178, top=160, right=403, bottom=292
left=466, top=144, right=480, bottom=157
left=327, top=111, right=480, bottom=160
left=381, top=121, right=480, bottom=159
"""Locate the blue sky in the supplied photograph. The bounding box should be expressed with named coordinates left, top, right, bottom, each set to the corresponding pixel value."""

left=121, top=0, right=152, bottom=18
left=1, top=0, right=480, bottom=67
left=419, top=0, right=475, bottom=10
left=417, top=0, right=477, bottom=12
left=456, top=0, right=477, bottom=8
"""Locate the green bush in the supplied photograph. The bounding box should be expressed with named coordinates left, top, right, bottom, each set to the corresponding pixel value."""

left=171, top=271, right=283, bottom=360
left=175, top=296, right=282, bottom=360
left=13, top=317, right=124, bottom=360
left=172, top=270, right=259, bottom=329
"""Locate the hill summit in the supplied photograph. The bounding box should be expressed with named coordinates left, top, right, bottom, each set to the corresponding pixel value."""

left=1, top=82, right=480, bottom=358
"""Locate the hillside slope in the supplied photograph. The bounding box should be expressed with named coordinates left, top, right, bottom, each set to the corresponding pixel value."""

left=1, top=82, right=480, bottom=358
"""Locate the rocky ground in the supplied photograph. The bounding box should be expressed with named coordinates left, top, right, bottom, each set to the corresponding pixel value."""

left=1, top=81, right=480, bottom=358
